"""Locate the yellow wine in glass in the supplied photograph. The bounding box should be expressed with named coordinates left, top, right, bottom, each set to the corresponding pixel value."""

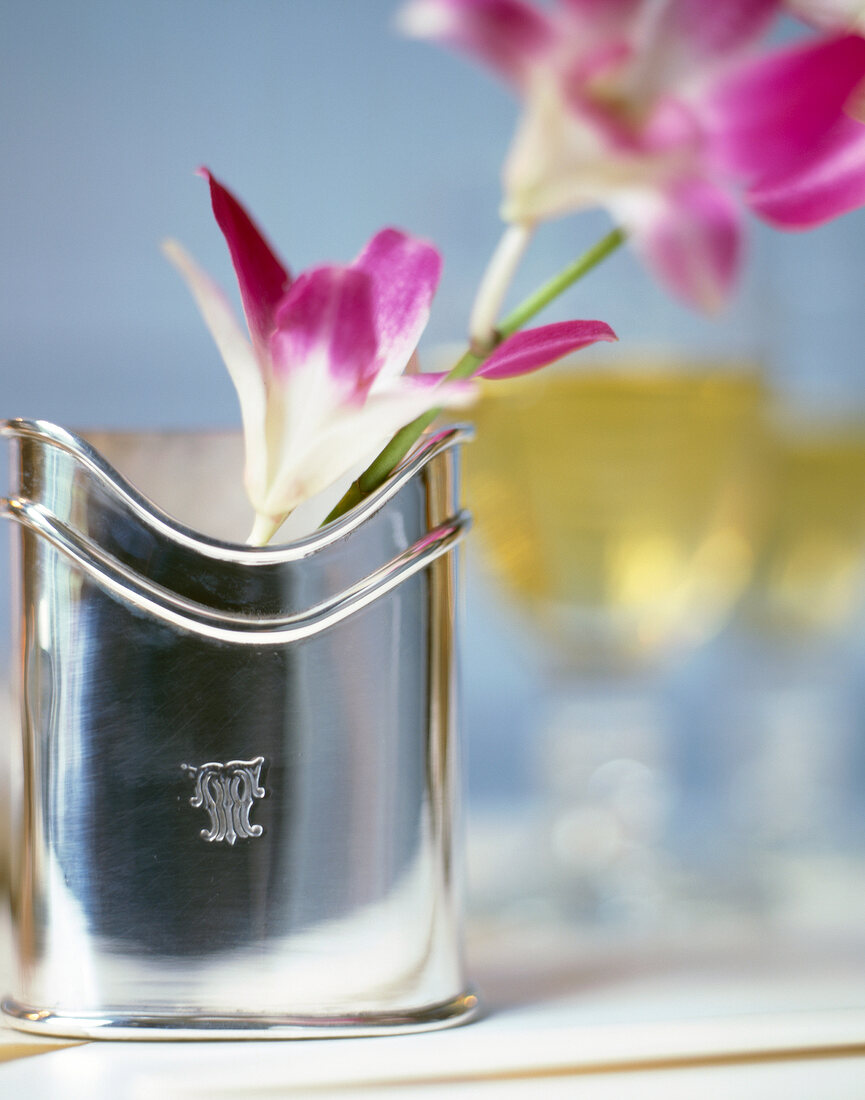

left=744, top=420, right=865, bottom=637
left=465, top=361, right=767, bottom=667
left=717, top=420, right=865, bottom=908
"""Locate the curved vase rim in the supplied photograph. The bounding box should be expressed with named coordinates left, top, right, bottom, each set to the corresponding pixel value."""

left=1, top=417, right=473, bottom=565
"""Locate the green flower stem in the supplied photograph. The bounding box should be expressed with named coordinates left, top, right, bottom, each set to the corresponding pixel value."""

left=496, top=226, right=625, bottom=339
left=322, top=225, right=626, bottom=527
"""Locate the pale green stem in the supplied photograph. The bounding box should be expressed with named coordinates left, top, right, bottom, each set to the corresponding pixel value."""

left=248, top=510, right=286, bottom=546
left=322, top=225, right=627, bottom=529
left=469, top=222, right=535, bottom=351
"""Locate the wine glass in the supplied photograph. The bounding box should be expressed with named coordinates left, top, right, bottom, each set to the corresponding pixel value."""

left=462, top=357, right=768, bottom=928
left=714, top=413, right=865, bottom=929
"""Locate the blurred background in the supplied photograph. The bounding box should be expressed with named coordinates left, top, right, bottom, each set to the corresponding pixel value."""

left=3, top=1, right=865, bottom=951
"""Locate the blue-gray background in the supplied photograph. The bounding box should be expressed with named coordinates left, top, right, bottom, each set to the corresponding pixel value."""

left=3, top=1, right=865, bottom=805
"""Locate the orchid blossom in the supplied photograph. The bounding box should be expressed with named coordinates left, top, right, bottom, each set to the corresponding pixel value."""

left=166, top=170, right=617, bottom=540
left=399, top=0, right=865, bottom=321
left=164, top=170, right=477, bottom=543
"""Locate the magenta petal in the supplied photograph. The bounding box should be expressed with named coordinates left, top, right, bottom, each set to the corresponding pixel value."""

left=477, top=320, right=617, bottom=380
left=629, top=179, right=742, bottom=312
left=747, top=114, right=865, bottom=227
left=270, top=266, right=377, bottom=396
left=200, top=169, right=291, bottom=358
left=398, top=0, right=554, bottom=86
left=654, top=0, right=780, bottom=63
left=557, top=0, right=642, bottom=29
left=353, top=228, right=442, bottom=381
left=706, top=34, right=865, bottom=183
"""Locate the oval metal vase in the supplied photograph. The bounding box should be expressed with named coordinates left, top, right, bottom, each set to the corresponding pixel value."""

left=0, top=418, right=477, bottom=1040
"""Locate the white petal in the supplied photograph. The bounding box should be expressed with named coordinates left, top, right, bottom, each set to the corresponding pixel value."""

left=261, top=379, right=474, bottom=517
left=502, top=73, right=619, bottom=222
left=162, top=239, right=270, bottom=507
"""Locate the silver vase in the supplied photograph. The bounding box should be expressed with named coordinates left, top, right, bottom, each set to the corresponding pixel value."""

left=1, top=418, right=477, bottom=1039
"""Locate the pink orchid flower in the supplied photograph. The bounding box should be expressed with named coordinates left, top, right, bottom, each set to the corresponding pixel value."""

left=399, top=0, right=865, bottom=311
left=164, top=171, right=474, bottom=543
left=165, top=170, right=616, bottom=542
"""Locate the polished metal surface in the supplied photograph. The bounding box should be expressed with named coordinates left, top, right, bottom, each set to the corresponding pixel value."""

left=1, top=419, right=476, bottom=1039
left=1, top=991, right=480, bottom=1042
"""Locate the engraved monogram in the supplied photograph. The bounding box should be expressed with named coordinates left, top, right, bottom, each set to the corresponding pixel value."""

left=181, top=756, right=266, bottom=844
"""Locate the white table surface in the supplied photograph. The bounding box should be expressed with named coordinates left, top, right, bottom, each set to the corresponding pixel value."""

left=4, top=911, right=865, bottom=1099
